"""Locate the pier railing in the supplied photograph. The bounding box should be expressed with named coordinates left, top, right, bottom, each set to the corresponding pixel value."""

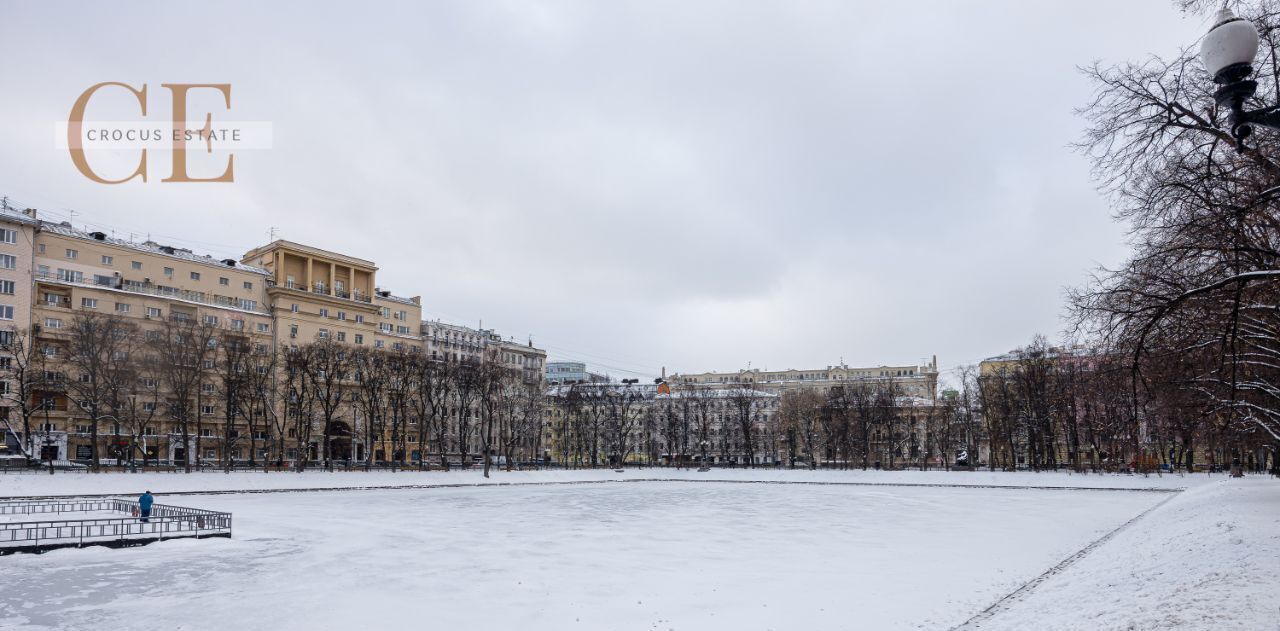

left=0, top=498, right=232, bottom=555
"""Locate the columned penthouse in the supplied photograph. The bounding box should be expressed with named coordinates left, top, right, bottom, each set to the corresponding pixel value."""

left=241, top=240, right=421, bottom=350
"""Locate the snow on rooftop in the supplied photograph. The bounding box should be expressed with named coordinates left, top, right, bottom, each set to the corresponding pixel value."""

left=38, top=221, right=269, bottom=275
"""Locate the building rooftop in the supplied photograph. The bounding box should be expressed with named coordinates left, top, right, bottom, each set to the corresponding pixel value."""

left=0, top=207, right=41, bottom=227
left=242, top=239, right=378, bottom=271
left=39, top=221, right=270, bottom=275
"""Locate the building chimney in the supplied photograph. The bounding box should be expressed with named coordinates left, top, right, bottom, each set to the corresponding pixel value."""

left=661, top=366, right=666, bottom=379
left=21, top=208, right=36, bottom=219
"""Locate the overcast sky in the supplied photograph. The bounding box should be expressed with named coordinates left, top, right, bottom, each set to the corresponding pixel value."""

left=0, top=1, right=1211, bottom=381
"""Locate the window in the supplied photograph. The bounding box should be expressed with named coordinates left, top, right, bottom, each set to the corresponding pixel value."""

left=0, top=281, right=11, bottom=295
left=319, top=308, right=329, bottom=318
left=37, top=244, right=45, bottom=254
left=285, top=275, right=296, bottom=289
left=56, top=269, right=83, bottom=282
left=115, top=302, right=130, bottom=313
left=381, top=307, right=390, bottom=318
left=231, top=319, right=244, bottom=330
left=131, top=261, right=142, bottom=270
left=203, top=315, right=218, bottom=326
left=202, top=359, right=215, bottom=369
left=101, top=255, right=113, bottom=265
left=81, top=297, right=97, bottom=309
left=219, top=277, right=229, bottom=286
left=355, top=315, right=364, bottom=324
left=142, top=402, right=156, bottom=412
left=256, top=322, right=270, bottom=333
left=190, top=271, right=201, bottom=281
left=44, top=317, right=62, bottom=329
left=146, top=307, right=162, bottom=318
left=290, top=325, right=298, bottom=338
left=397, top=310, right=406, bottom=321
left=0, top=254, right=16, bottom=269
left=202, top=383, right=215, bottom=393
left=318, top=329, right=329, bottom=339
left=338, top=311, right=346, bottom=321
left=65, top=249, right=77, bottom=259
left=0, top=228, right=15, bottom=244
left=0, top=305, right=12, bottom=320
left=238, top=298, right=258, bottom=311
left=243, top=281, right=252, bottom=290
left=37, top=264, right=48, bottom=275
left=142, top=378, right=157, bottom=388
left=354, top=334, right=363, bottom=345
left=291, top=303, right=299, bottom=313
left=336, top=331, right=346, bottom=342
left=163, top=267, right=174, bottom=277
left=0, top=330, right=11, bottom=346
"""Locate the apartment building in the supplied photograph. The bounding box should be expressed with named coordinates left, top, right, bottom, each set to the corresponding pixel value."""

left=0, top=209, right=38, bottom=459
left=421, top=320, right=491, bottom=363
left=240, top=240, right=422, bottom=352
left=491, top=337, right=547, bottom=386
left=30, top=221, right=274, bottom=464
left=543, top=382, right=780, bottom=466
left=668, top=357, right=940, bottom=400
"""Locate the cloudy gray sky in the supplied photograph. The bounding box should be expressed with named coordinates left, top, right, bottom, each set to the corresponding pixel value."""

left=0, top=1, right=1211, bottom=381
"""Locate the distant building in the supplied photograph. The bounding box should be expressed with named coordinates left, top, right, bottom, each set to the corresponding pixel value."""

left=667, top=357, right=940, bottom=400
left=491, top=337, right=547, bottom=386
left=421, top=320, right=491, bottom=363
left=545, top=361, right=609, bottom=385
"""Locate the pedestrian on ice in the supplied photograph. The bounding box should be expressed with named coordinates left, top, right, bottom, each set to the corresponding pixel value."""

left=139, top=490, right=154, bottom=523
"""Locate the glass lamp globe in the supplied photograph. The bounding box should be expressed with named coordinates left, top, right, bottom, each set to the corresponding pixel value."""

left=1201, top=7, right=1260, bottom=81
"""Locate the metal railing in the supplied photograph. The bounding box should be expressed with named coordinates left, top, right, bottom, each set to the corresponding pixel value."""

left=0, top=498, right=232, bottom=554
left=35, top=271, right=270, bottom=315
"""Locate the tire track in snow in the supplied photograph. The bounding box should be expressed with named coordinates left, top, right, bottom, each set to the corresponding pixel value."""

left=948, top=490, right=1182, bottom=631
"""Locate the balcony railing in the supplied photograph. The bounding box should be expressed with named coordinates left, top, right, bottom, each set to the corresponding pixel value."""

left=276, top=282, right=372, bottom=304
left=36, top=271, right=269, bottom=315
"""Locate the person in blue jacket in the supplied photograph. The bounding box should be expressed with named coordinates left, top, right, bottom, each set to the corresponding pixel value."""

left=139, top=491, right=154, bottom=523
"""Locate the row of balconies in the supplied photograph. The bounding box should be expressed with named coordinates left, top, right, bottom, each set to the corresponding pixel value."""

left=35, top=272, right=269, bottom=315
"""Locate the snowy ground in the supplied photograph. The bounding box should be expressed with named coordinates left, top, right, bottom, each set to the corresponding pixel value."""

left=0, top=470, right=1273, bottom=631
left=0, top=467, right=1202, bottom=497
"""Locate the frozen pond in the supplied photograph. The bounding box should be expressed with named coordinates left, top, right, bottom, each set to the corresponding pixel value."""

left=0, top=481, right=1167, bottom=630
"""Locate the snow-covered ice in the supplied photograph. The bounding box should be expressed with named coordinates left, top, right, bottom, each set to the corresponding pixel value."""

left=0, top=470, right=1271, bottom=631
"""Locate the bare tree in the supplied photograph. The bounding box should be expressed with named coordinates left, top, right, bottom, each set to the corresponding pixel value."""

left=149, top=315, right=216, bottom=472
left=64, top=311, right=136, bottom=472
left=0, top=326, right=51, bottom=464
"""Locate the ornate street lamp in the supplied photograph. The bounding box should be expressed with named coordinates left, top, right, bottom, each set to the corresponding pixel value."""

left=1201, top=7, right=1280, bottom=148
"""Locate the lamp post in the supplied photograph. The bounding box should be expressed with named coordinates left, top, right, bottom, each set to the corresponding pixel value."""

left=1201, top=7, right=1280, bottom=148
